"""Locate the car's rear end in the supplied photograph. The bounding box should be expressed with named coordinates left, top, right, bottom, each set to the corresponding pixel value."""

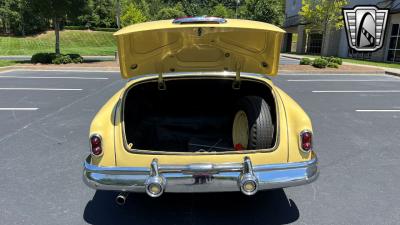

left=83, top=17, right=318, bottom=200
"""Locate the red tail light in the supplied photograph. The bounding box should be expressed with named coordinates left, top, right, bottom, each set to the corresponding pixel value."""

left=300, top=130, right=312, bottom=152
left=90, top=134, right=103, bottom=156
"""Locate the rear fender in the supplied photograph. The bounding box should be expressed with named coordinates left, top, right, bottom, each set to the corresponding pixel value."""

left=274, top=87, right=313, bottom=162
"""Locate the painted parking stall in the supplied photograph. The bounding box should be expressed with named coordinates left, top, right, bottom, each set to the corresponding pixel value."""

left=0, top=70, right=122, bottom=142
left=0, top=69, right=399, bottom=224
left=272, top=73, right=400, bottom=224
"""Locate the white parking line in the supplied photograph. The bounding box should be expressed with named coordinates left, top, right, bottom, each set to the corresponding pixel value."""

left=313, top=90, right=400, bottom=93
left=0, top=108, right=38, bottom=111
left=356, top=110, right=400, bottom=112
left=0, top=76, right=108, bottom=80
left=288, top=79, right=399, bottom=82
left=0, top=69, right=120, bottom=74
left=0, top=88, right=82, bottom=91
left=279, top=73, right=385, bottom=76
left=15, top=69, right=119, bottom=73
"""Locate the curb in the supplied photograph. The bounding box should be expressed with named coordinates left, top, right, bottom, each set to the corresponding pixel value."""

left=385, top=71, right=400, bottom=77
left=281, top=54, right=400, bottom=77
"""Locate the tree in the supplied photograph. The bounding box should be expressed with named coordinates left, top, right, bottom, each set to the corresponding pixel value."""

left=156, top=2, right=185, bottom=20
left=30, top=0, right=87, bottom=54
left=0, top=0, right=23, bottom=34
left=0, top=0, right=47, bottom=35
left=243, top=0, right=284, bottom=25
left=120, top=3, right=146, bottom=27
left=299, top=0, right=348, bottom=55
left=91, top=0, right=116, bottom=27
left=211, top=4, right=232, bottom=18
left=115, top=0, right=121, bottom=28
left=147, top=0, right=164, bottom=19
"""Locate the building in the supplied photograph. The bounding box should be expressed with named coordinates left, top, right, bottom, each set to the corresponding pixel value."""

left=282, top=0, right=400, bottom=63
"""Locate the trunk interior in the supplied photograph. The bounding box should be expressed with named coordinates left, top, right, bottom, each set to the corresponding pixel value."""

left=123, top=78, right=277, bottom=153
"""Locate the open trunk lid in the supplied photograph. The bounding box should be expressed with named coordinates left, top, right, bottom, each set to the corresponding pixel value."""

left=114, top=18, right=285, bottom=79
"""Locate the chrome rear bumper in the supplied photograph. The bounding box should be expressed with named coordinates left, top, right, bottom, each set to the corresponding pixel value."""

left=83, top=153, right=318, bottom=196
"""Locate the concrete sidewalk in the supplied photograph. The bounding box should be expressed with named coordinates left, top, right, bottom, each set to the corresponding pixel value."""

left=281, top=53, right=400, bottom=76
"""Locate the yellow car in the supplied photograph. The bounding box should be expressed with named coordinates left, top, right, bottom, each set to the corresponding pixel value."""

left=83, top=17, right=318, bottom=204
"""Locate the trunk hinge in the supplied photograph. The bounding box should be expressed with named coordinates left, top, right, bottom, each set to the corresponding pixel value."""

left=232, top=63, right=241, bottom=90
left=158, top=72, right=166, bottom=90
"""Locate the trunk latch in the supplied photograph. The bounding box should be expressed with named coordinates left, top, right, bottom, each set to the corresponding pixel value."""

left=232, top=63, right=241, bottom=90
left=158, top=72, right=167, bottom=90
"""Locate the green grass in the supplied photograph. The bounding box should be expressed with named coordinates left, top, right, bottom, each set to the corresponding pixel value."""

left=341, top=58, right=400, bottom=69
left=0, top=30, right=117, bottom=56
left=0, top=60, right=17, bottom=67
left=288, top=53, right=400, bottom=69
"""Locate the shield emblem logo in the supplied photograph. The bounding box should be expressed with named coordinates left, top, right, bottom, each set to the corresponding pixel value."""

left=343, top=6, right=389, bottom=52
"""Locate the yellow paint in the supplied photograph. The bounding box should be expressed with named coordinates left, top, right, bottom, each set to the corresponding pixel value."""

left=90, top=19, right=314, bottom=168
left=274, top=87, right=313, bottom=162
left=114, top=19, right=284, bottom=79
left=91, top=74, right=313, bottom=167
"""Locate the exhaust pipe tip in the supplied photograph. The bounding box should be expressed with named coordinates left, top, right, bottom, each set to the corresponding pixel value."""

left=115, top=192, right=129, bottom=206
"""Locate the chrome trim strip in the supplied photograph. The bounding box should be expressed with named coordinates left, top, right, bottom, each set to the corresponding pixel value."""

left=83, top=153, right=318, bottom=193
left=172, top=17, right=227, bottom=24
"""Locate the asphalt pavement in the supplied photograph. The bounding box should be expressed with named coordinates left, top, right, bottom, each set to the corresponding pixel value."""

left=0, top=68, right=399, bottom=225
left=279, top=56, right=300, bottom=65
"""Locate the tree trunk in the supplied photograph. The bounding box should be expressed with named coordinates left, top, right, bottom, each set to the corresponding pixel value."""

left=116, top=0, right=121, bottom=28
left=1, top=20, right=6, bottom=34
left=321, top=28, right=328, bottom=56
left=54, top=18, right=61, bottom=55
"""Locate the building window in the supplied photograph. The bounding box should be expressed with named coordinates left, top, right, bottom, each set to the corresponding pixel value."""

left=306, top=33, right=322, bottom=54
left=291, top=33, right=298, bottom=52
left=387, top=24, right=400, bottom=62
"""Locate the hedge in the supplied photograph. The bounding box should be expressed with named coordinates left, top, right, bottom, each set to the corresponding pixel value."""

left=31, top=53, right=83, bottom=64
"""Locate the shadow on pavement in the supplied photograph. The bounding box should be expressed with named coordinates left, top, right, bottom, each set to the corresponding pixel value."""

left=83, top=189, right=299, bottom=225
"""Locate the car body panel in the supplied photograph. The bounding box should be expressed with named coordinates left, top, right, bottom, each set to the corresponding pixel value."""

left=89, top=73, right=313, bottom=168
left=274, top=87, right=313, bottom=162
left=114, top=19, right=284, bottom=79
left=85, top=19, right=316, bottom=195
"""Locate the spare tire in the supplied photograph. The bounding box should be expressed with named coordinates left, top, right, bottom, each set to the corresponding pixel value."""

left=232, top=96, right=274, bottom=150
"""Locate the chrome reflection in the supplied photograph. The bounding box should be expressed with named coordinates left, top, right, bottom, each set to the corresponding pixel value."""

left=239, top=156, right=259, bottom=195
left=144, top=159, right=166, bottom=197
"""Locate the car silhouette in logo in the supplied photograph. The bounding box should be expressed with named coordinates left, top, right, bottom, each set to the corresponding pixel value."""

left=343, top=6, right=389, bottom=52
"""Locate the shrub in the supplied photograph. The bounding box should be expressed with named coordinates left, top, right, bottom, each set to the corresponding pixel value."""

left=300, top=58, right=312, bottom=65
left=327, top=62, right=339, bottom=68
left=31, top=53, right=83, bottom=64
left=68, top=54, right=84, bottom=63
left=321, top=56, right=343, bottom=65
left=312, top=58, right=329, bottom=68
left=330, top=57, right=342, bottom=65
left=31, top=53, right=57, bottom=64
left=52, top=55, right=72, bottom=64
